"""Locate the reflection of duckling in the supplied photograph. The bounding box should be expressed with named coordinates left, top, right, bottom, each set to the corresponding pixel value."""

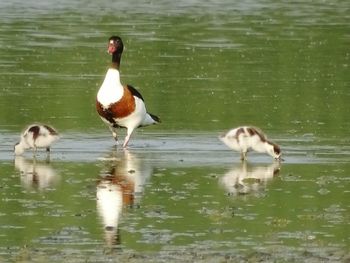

left=14, top=156, right=59, bottom=191
left=14, top=124, right=60, bottom=155
left=219, top=126, right=282, bottom=161
left=219, top=162, right=280, bottom=196
left=96, top=150, right=152, bottom=247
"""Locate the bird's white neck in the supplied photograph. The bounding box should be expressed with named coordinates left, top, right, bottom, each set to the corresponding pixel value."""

left=97, top=68, right=124, bottom=107
left=262, top=142, right=276, bottom=158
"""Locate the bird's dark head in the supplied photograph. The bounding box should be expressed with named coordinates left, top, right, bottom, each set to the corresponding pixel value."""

left=108, top=36, right=124, bottom=55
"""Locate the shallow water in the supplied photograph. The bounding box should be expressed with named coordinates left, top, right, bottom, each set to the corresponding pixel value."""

left=0, top=0, right=349, bottom=262
left=1, top=132, right=349, bottom=262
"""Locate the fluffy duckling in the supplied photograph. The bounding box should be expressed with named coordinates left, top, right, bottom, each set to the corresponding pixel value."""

left=219, top=126, right=282, bottom=161
left=14, top=124, right=60, bottom=155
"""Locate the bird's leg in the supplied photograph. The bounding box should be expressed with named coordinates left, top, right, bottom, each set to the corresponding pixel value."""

left=109, top=127, right=119, bottom=145
left=45, top=147, right=51, bottom=162
left=122, top=129, right=133, bottom=148
left=240, top=151, right=247, bottom=161
left=112, top=131, right=118, bottom=141
left=122, top=135, right=130, bottom=148
left=32, top=147, right=37, bottom=157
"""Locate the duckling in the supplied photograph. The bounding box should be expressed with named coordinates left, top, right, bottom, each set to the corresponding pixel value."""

left=219, top=126, right=282, bottom=161
left=14, top=124, right=60, bottom=155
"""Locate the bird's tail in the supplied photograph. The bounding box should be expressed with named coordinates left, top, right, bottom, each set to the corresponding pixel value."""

left=149, top=113, right=161, bottom=123
left=140, top=113, right=161, bottom=127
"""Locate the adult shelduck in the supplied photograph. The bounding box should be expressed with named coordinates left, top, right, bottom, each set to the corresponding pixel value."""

left=219, top=126, right=282, bottom=161
left=96, top=36, right=160, bottom=148
left=14, top=124, right=60, bottom=155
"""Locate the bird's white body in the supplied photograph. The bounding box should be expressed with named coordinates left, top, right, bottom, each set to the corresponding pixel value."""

left=97, top=68, right=152, bottom=127
left=96, top=68, right=159, bottom=147
left=97, top=69, right=124, bottom=106
left=219, top=126, right=281, bottom=160
left=14, top=124, right=59, bottom=155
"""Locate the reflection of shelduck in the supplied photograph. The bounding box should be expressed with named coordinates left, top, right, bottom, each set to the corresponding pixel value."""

left=14, top=156, right=60, bottom=191
left=219, top=162, right=280, bottom=196
left=96, top=150, right=152, bottom=247
left=96, top=36, right=160, bottom=148
left=219, top=126, right=282, bottom=161
left=14, top=124, right=59, bottom=155
left=96, top=177, right=124, bottom=247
